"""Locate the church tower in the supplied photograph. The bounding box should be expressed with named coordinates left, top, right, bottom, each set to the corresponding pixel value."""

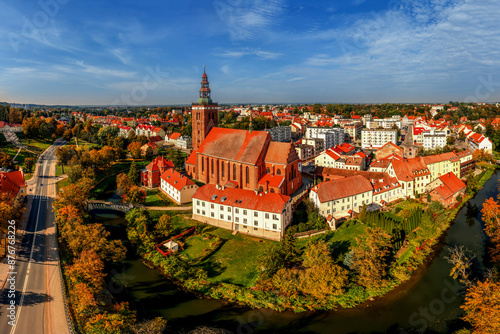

left=192, top=66, right=218, bottom=150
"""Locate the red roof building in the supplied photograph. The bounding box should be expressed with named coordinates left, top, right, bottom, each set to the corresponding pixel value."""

left=0, top=170, right=26, bottom=201
left=141, top=156, right=174, bottom=188
left=159, top=168, right=198, bottom=205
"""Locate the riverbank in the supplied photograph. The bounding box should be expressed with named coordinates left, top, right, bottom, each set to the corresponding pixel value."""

left=124, top=167, right=497, bottom=316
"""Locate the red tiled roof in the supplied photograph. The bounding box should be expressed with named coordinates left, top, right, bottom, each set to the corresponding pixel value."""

left=264, top=142, right=295, bottom=164
left=196, top=128, right=270, bottom=165
left=146, top=156, right=174, bottom=171
left=149, top=135, right=163, bottom=142
left=422, top=152, right=459, bottom=165
left=437, top=172, right=466, bottom=197
left=169, top=132, right=182, bottom=140
left=391, top=158, right=430, bottom=182
left=193, top=184, right=290, bottom=214
left=258, top=173, right=285, bottom=188
left=312, top=175, right=373, bottom=202
left=160, top=168, right=195, bottom=191
left=0, top=171, right=26, bottom=197
left=185, top=150, right=197, bottom=165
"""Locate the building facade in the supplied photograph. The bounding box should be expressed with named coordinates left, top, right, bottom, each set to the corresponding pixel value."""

left=361, top=129, right=398, bottom=149
left=192, top=67, right=218, bottom=150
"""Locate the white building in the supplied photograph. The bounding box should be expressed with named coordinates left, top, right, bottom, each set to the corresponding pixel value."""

left=192, top=184, right=293, bottom=241
left=306, top=127, right=345, bottom=150
left=467, top=132, right=493, bottom=153
left=422, top=130, right=447, bottom=150
left=361, top=129, right=398, bottom=149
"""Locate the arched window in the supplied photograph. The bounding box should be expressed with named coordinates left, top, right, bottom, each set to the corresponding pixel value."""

left=201, top=157, right=204, bottom=172
left=233, top=164, right=237, bottom=180
left=259, top=186, right=263, bottom=192
left=266, top=167, right=270, bottom=174
left=270, top=188, right=275, bottom=193
left=211, top=159, right=214, bottom=175
left=227, top=162, right=230, bottom=180
left=276, top=168, right=281, bottom=175
left=221, top=161, right=224, bottom=178
left=246, top=166, right=250, bottom=184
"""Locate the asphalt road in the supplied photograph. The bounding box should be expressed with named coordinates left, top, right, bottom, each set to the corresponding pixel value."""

left=0, top=139, right=71, bottom=334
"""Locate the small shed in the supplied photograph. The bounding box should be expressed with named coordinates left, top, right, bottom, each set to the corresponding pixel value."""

left=163, top=240, right=179, bottom=252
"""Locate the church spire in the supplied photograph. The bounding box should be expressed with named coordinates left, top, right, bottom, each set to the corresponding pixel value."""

left=198, top=66, right=212, bottom=105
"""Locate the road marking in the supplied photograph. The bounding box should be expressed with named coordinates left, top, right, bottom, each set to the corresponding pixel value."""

left=10, top=160, right=47, bottom=334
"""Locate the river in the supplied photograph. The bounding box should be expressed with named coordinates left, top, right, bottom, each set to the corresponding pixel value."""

left=92, top=169, right=499, bottom=334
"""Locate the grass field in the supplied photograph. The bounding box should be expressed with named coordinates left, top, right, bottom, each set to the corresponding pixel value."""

left=144, top=189, right=167, bottom=207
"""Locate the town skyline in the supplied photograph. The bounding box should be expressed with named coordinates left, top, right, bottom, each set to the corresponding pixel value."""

left=2, top=0, right=500, bottom=105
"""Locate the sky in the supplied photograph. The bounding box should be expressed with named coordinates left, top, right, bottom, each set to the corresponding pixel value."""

left=1, top=0, right=500, bottom=106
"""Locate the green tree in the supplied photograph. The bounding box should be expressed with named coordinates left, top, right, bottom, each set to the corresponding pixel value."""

left=128, top=162, right=140, bottom=185
left=24, top=157, right=36, bottom=173
left=155, top=214, right=173, bottom=237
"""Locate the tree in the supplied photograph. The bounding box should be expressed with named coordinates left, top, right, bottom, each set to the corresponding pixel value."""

left=351, top=227, right=393, bottom=290
left=128, top=162, right=140, bottom=185
left=53, top=177, right=93, bottom=212
left=0, top=151, right=14, bottom=169
left=24, top=157, right=35, bottom=173
left=445, top=245, right=475, bottom=286
left=130, top=317, right=167, bottom=334
left=155, top=214, right=173, bottom=237
left=116, top=173, right=133, bottom=196
left=128, top=142, right=142, bottom=159
left=66, top=249, right=106, bottom=292
left=481, top=198, right=500, bottom=264
left=124, top=186, right=146, bottom=204
left=145, top=146, right=153, bottom=159
left=461, top=279, right=500, bottom=334
left=447, top=136, right=456, bottom=146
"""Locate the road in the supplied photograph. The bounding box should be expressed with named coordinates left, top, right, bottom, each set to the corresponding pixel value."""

left=0, top=139, right=72, bottom=334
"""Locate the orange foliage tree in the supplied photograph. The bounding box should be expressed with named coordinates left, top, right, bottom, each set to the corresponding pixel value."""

left=462, top=279, right=500, bottom=334
left=481, top=197, right=500, bottom=264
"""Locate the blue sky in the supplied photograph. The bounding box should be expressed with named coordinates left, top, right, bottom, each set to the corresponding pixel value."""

left=1, top=0, right=500, bottom=105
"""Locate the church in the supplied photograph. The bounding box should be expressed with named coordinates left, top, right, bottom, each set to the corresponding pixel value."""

left=187, top=68, right=302, bottom=240
left=186, top=68, right=302, bottom=196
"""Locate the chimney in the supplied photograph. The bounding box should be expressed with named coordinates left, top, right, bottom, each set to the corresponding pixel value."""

left=216, top=184, right=220, bottom=190
left=254, top=189, right=258, bottom=195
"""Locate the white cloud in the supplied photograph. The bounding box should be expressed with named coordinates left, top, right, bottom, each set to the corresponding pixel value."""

left=216, top=48, right=283, bottom=59
left=75, top=61, right=137, bottom=79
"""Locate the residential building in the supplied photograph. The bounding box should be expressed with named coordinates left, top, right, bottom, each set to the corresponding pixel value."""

left=305, top=127, right=345, bottom=150
left=386, top=158, right=431, bottom=197
left=176, top=135, right=192, bottom=149
left=467, top=132, right=493, bottom=153
left=366, top=116, right=402, bottom=130
left=309, top=175, right=373, bottom=219
left=302, top=138, right=324, bottom=157
left=266, top=126, right=292, bottom=142
left=136, top=124, right=165, bottom=138
left=140, top=156, right=174, bottom=188
left=422, top=152, right=460, bottom=181
left=0, top=169, right=26, bottom=201
left=422, top=130, right=447, bottom=150
left=141, top=142, right=159, bottom=156
left=160, top=168, right=198, bottom=205
left=375, top=142, right=404, bottom=160
left=295, top=144, right=314, bottom=161
left=117, top=125, right=135, bottom=138
left=361, top=129, right=398, bottom=149
left=344, top=122, right=363, bottom=141
left=454, top=150, right=475, bottom=177
left=192, top=184, right=292, bottom=241
left=427, top=172, right=466, bottom=207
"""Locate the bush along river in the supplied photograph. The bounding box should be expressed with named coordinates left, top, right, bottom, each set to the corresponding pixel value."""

left=91, top=169, right=499, bottom=334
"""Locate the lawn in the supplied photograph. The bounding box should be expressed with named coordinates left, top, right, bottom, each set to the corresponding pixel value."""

left=70, top=137, right=96, bottom=150
left=202, top=232, right=275, bottom=287
left=145, top=189, right=167, bottom=207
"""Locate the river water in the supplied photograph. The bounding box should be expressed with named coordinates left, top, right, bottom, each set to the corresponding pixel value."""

left=93, top=169, right=499, bottom=334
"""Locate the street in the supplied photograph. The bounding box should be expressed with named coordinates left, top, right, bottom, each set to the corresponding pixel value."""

left=0, top=139, right=71, bottom=334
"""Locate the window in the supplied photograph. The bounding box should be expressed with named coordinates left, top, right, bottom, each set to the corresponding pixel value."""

left=235, top=208, right=239, bottom=214
left=197, top=200, right=200, bottom=205
left=211, top=159, right=214, bottom=175
left=201, top=158, right=204, bottom=172
left=211, top=212, right=214, bottom=217
left=243, top=218, right=247, bottom=224
left=211, top=204, right=214, bottom=209
left=220, top=205, right=224, bottom=210
left=272, top=224, right=277, bottom=230
left=227, top=162, right=230, bottom=180
left=342, top=206, right=345, bottom=211
left=228, top=216, right=231, bottom=220
left=277, top=168, right=281, bottom=175
left=221, top=162, right=224, bottom=178
left=228, top=207, right=231, bottom=212
left=243, top=210, right=247, bottom=215
left=246, top=166, right=250, bottom=184
left=243, top=225, right=247, bottom=229
left=266, top=167, right=270, bottom=173
left=273, top=214, right=278, bottom=220
left=235, top=217, right=239, bottom=222
left=254, top=212, right=258, bottom=217
left=202, top=202, right=205, bottom=207
left=220, top=214, right=224, bottom=219
left=197, top=209, right=200, bottom=214
left=254, top=227, right=258, bottom=231
left=265, top=213, right=269, bottom=219
left=233, top=164, right=237, bottom=180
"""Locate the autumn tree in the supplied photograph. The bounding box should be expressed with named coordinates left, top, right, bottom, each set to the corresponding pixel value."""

left=123, top=186, right=146, bottom=204
left=130, top=317, right=167, bottom=334
left=66, top=249, right=106, bottom=292
left=351, top=227, right=393, bottom=290
left=0, top=151, right=14, bottom=169
left=461, top=279, right=500, bottom=334
left=482, top=198, right=500, bottom=264
left=128, top=142, right=142, bottom=159
left=155, top=214, right=173, bottom=237
left=116, top=173, right=133, bottom=196
left=53, top=177, right=93, bottom=212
